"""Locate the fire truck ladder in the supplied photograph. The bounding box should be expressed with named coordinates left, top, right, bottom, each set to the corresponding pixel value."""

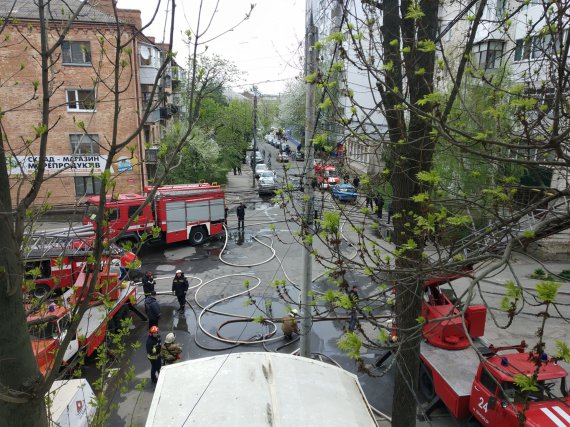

left=24, top=225, right=96, bottom=260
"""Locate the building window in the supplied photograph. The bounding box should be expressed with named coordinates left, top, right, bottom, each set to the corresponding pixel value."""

left=74, top=176, right=101, bottom=196
left=473, top=40, right=504, bottom=70
left=140, top=44, right=160, bottom=68
left=66, top=89, right=96, bottom=111
left=515, top=34, right=555, bottom=61
left=70, top=134, right=99, bottom=154
left=496, top=0, right=506, bottom=16
left=62, top=41, right=91, bottom=65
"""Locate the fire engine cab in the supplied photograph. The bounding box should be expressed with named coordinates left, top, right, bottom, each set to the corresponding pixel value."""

left=83, top=183, right=226, bottom=246
left=28, top=264, right=137, bottom=376
left=314, top=161, right=340, bottom=189
left=416, top=277, right=570, bottom=426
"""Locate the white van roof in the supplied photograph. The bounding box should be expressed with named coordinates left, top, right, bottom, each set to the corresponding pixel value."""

left=146, top=352, right=378, bottom=427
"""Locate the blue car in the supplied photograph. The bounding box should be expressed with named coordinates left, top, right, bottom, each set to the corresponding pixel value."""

left=332, top=184, right=358, bottom=202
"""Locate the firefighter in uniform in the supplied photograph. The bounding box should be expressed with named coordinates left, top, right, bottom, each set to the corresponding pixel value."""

left=281, top=309, right=300, bottom=339
left=172, top=270, right=189, bottom=311
left=146, top=326, right=162, bottom=383
left=160, top=332, right=183, bottom=365
left=142, top=271, right=156, bottom=296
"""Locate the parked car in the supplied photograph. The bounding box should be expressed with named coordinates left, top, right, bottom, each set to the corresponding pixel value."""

left=331, top=184, right=358, bottom=202
left=255, top=163, right=269, bottom=178
left=277, top=152, right=289, bottom=163
left=257, top=170, right=278, bottom=195
left=295, top=151, right=304, bottom=161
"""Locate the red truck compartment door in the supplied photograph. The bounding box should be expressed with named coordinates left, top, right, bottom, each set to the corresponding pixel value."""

left=165, top=201, right=187, bottom=244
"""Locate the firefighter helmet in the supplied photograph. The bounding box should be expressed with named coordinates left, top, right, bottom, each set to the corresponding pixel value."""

left=149, top=326, right=159, bottom=334
left=165, top=332, right=176, bottom=344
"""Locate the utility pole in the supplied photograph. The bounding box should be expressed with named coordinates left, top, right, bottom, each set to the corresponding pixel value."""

left=252, top=86, right=258, bottom=188
left=300, top=4, right=317, bottom=358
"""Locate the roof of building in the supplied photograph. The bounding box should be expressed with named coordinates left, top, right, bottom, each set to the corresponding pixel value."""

left=0, top=0, right=118, bottom=24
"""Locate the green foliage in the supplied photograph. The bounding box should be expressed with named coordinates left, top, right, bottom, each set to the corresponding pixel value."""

left=514, top=374, right=539, bottom=392
left=535, top=281, right=559, bottom=303
left=554, top=340, right=570, bottom=363
left=337, top=332, right=362, bottom=359
left=405, top=1, right=425, bottom=20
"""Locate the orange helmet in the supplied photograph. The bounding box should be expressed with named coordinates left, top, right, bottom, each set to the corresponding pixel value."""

left=149, top=326, right=159, bottom=334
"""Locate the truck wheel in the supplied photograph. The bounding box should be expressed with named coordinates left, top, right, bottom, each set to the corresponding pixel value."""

left=189, top=226, right=208, bottom=245
left=32, top=284, right=51, bottom=299
left=419, top=363, right=436, bottom=401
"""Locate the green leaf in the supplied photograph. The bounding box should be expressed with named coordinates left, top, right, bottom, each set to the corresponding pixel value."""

left=337, top=332, right=362, bottom=359
left=554, top=340, right=570, bottom=363
left=416, top=170, right=441, bottom=186
left=411, top=192, right=430, bottom=203
left=535, top=281, right=559, bottom=303
left=514, top=374, right=539, bottom=392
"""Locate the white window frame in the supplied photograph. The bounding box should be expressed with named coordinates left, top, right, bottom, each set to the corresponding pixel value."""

left=61, top=41, right=91, bottom=66
left=66, top=89, right=96, bottom=112
left=70, top=134, right=100, bottom=155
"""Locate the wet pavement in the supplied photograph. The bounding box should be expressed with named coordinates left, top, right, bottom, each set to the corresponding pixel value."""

left=45, top=140, right=570, bottom=427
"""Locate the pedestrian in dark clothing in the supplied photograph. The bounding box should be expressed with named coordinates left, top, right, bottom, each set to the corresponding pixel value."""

left=233, top=166, right=237, bottom=175
left=142, top=271, right=156, bottom=297
left=348, top=285, right=359, bottom=302
left=172, top=270, right=189, bottom=311
left=237, top=165, right=242, bottom=175
left=145, top=292, right=161, bottom=329
left=146, top=326, right=162, bottom=383
left=224, top=207, right=229, bottom=225
left=387, top=203, right=394, bottom=224
left=353, top=176, right=360, bottom=189
left=365, top=195, right=374, bottom=210
left=375, top=195, right=384, bottom=218
left=236, top=202, right=246, bottom=230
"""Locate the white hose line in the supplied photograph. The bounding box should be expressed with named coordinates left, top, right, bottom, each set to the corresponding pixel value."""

left=218, top=225, right=277, bottom=267
left=195, top=274, right=284, bottom=345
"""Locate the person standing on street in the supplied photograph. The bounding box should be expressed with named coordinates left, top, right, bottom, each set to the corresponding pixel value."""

left=145, top=291, right=161, bottom=329
left=352, top=176, right=360, bottom=189
left=281, top=309, right=300, bottom=339
left=172, top=270, right=189, bottom=312
left=146, top=326, right=162, bottom=383
left=236, top=202, right=246, bottom=230
left=387, top=202, right=394, bottom=224
left=160, top=332, right=183, bottom=365
left=142, top=271, right=156, bottom=297
left=375, top=195, right=384, bottom=219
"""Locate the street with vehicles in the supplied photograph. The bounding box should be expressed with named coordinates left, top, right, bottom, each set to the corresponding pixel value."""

left=82, top=134, right=569, bottom=427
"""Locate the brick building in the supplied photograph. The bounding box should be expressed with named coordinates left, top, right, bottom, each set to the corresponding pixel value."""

left=0, top=0, right=175, bottom=208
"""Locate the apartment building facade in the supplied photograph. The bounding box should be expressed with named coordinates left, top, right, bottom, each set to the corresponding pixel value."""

left=0, top=0, right=179, bottom=207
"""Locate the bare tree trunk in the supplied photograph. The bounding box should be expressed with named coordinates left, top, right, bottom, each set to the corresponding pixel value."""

left=387, top=1, right=440, bottom=426
left=0, top=133, right=47, bottom=424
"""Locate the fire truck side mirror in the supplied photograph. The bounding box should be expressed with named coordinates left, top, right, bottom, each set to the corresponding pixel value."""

left=487, top=396, right=497, bottom=410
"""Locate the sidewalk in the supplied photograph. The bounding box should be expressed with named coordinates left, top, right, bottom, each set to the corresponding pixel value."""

left=224, top=161, right=257, bottom=206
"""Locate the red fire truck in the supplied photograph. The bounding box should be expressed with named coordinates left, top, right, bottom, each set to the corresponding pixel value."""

left=314, top=161, right=341, bottom=189
left=24, top=226, right=139, bottom=299
left=83, top=183, right=226, bottom=246
left=416, top=278, right=570, bottom=426
left=28, top=264, right=137, bottom=376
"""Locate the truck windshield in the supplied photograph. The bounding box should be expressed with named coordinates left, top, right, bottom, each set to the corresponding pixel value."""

left=28, top=320, right=58, bottom=340
left=85, top=203, right=99, bottom=221
left=502, top=378, right=568, bottom=402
